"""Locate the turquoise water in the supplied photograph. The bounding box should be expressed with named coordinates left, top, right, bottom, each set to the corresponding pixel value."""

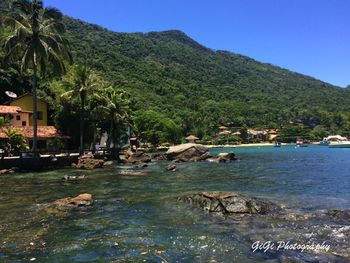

left=0, top=146, right=349, bottom=262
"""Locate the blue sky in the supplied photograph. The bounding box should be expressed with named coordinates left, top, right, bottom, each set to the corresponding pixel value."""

left=45, top=0, right=350, bottom=87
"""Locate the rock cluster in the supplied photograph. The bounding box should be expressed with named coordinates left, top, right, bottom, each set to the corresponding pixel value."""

left=165, top=143, right=237, bottom=163
left=125, top=150, right=151, bottom=164
left=73, top=154, right=105, bottom=169
left=181, top=191, right=279, bottom=215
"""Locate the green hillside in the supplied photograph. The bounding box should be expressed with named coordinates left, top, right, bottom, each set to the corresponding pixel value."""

left=1, top=0, right=350, bottom=140
left=62, top=17, right=350, bottom=131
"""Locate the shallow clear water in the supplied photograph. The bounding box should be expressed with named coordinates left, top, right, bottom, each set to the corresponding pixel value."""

left=0, top=146, right=349, bottom=262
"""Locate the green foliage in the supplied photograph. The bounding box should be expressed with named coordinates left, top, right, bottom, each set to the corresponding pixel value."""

left=0, top=116, right=5, bottom=127
left=2, top=1, right=350, bottom=144
left=279, top=125, right=312, bottom=143
left=133, top=110, right=181, bottom=145
left=47, top=138, right=65, bottom=151
left=212, top=135, right=241, bottom=145
left=2, top=129, right=29, bottom=155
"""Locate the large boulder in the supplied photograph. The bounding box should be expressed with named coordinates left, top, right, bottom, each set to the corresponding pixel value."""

left=74, top=155, right=105, bottom=169
left=181, top=192, right=279, bottom=215
left=52, top=193, right=94, bottom=208
left=166, top=143, right=210, bottom=162
left=126, top=150, right=151, bottom=164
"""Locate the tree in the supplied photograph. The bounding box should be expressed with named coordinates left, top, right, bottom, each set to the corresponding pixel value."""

left=1, top=0, right=71, bottom=152
left=4, top=128, right=29, bottom=155
left=133, top=110, right=181, bottom=146
left=94, top=87, right=130, bottom=150
left=60, top=64, right=106, bottom=154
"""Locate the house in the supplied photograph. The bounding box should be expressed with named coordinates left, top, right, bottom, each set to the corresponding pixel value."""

left=5, top=93, right=48, bottom=126
left=247, top=129, right=268, bottom=141
left=1, top=93, right=68, bottom=150
left=267, top=129, right=279, bottom=141
left=0, top=105, right=31, bottom=127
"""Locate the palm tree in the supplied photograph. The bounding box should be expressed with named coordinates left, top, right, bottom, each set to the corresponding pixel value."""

left=60, top=64, right=104, bottom=154
left=1, top=0, right=71, bottom=153
left=96, top=87, right=130, bottom=150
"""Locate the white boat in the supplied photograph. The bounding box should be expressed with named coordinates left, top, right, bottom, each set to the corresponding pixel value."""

left=326, top=135, right=350, bottom=148
left=329, top=141, right=350, bottom=148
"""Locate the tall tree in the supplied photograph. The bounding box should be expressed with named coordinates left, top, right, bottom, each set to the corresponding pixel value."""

left=95, top=87, right=130, bottom=149
left=1, top=0, right=71, bottom=152
left=60, top=64, right=105, bottom=154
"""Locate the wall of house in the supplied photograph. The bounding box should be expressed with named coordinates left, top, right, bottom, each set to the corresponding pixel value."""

left=10, top=112, right=30, bottom=127
left=9, top=95, right=48, bottom=126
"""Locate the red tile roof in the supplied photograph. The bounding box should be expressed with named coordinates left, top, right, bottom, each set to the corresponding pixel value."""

left=0, top=105, right=22, bottom=114
left=0, top=126, right=69, bottom=140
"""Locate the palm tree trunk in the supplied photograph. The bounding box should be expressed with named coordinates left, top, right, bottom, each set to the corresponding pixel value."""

left=32, top=64, right=38, bottom=154
left=91, top=122, right=97, bottom=153
left=79, top=94, right=85, bottom=155
left=107, top=119, right=113, bottom=150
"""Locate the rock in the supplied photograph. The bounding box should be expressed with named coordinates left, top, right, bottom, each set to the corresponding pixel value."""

left=181, top=192, right=279, bottom=215
left=52, top=193, right=94, bottom=208
left=74, top=155, right=104, bottom=169
left=153, top=153, right=167, bottom=161
left=136, top=162, right=148, bottom=169
left=166, top=143, right=209, bottom=162
left=327, top=210, right=350, bottom=222
left=62, top=175, right=87, bottom=180
left=80, top=153, right=94, bottom=159
left=167, top=164, right=177, bottom=172
left=119, top=169, right=147, bottom=176
left=0, top=168, right=16, bottom=175
left=207, top=152, right=237, bottom=163
left=103, top=160, right=116, bottom=167
left=126, top=151, right=151, bottom=164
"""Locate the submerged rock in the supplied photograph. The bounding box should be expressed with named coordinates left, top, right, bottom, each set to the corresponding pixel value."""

left=327, top=210, right=350, bottom=222
left=207, top=152, right=237, bottom=163
left=119, top=169, right=147, bottom=176
left=52, top=193, right=94, bottom=208
left=166, top=143, right=209, bottom=162
left=167, top=164, right=177, bottom=172
left=103, top=160, right=117, bottom=167
left=62, top=175, right=87, bottom=181
left=136, top=162, right=148, bottom=169
left=181, top=192, right=279, bottom=215
left=0, top=168, right=17, bottom=175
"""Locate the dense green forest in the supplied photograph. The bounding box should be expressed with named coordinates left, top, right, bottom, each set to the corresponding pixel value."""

left=1, top=0, right=350, bottom=147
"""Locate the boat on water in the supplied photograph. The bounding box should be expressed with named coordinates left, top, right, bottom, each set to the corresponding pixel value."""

left=274, top=141, right=281, bottom=147
left=319, top=139, right=330, bottom=146
left=325, top=135, right=350, bottom=148
left=296, top=139, right=309, bottom=147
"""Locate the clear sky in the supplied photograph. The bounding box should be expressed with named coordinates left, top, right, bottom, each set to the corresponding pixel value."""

left=45, top=0, right=350, bottom=87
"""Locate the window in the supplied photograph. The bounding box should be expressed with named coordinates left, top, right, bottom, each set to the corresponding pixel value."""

left=22, top=121, right=26, bottom=126
left=16, top=115, right=21, bottom=121
left=37, top=111, right=43, bottom=120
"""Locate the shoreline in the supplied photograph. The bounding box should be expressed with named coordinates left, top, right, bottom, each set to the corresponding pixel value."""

left=207, top=143, right=275, bottom=148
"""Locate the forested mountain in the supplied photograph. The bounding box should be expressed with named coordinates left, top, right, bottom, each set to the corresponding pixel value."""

left=1, top=0, right=350, bottom=138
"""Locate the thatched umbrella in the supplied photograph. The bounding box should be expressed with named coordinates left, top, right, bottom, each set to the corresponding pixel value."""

left=185, top=135, right=199, bottom=143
